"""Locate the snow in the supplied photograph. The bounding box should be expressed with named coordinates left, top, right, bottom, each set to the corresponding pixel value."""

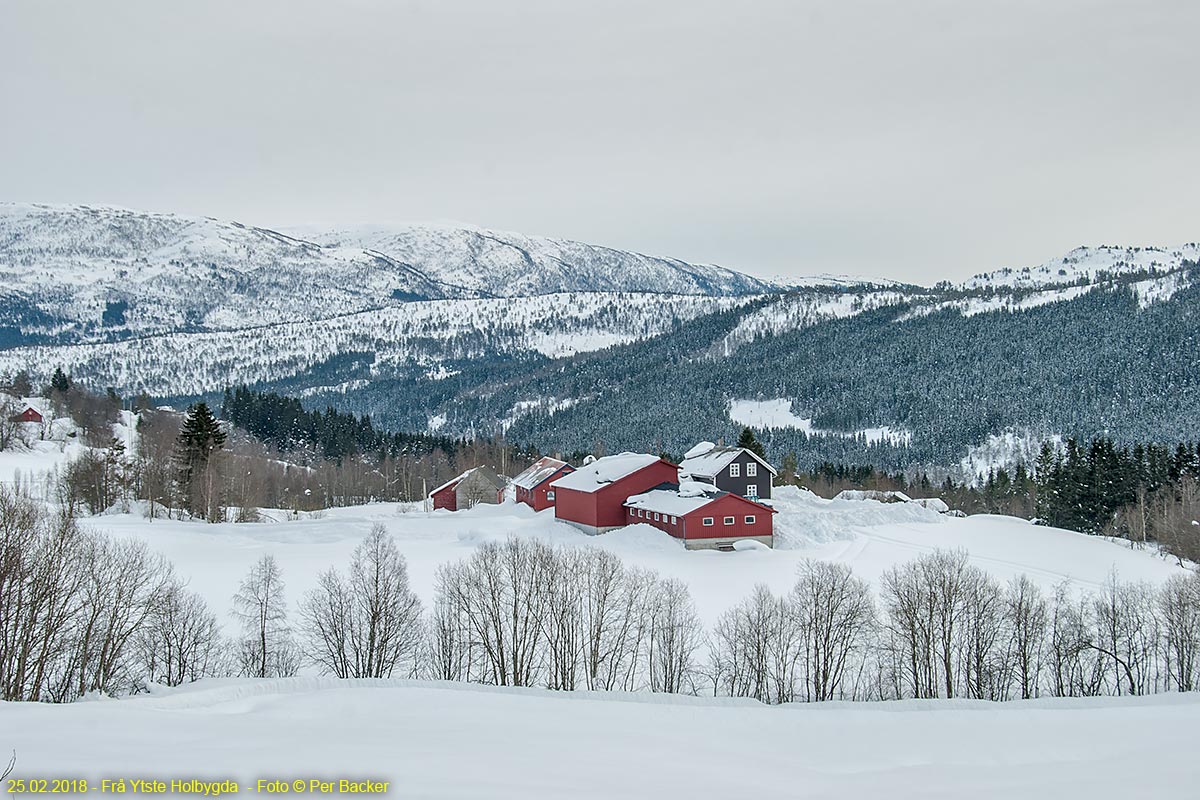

left=3, top=678, right=1198, bottom=799
left=683, top=440, right=717, bottom=459
left=5, top=437, right=1196, bottom=795
left=729, top=399, right=913, bottom=445
left=961, top=428, right=1061, bottom=483
left=549, top=453, right=663, bottom=494
left=624, top=487, right=716, bottom=517
left=0, top=293, right=751, bottom=399
left=66, top=484, right=1187, bottom=630
left=511, top=456, right=569, bottom=491
left=960, top=243, right=1200, bottom=291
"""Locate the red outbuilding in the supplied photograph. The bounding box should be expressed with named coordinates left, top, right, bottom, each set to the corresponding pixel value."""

left=512, top=456, right=574, bottom=511
left=429, top=466, right=506, bottom=512
left=624, top=482, right=775, bottom=550
left=551, top=453, right=680, bottom=535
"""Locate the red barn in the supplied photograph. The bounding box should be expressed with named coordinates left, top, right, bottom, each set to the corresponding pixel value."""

left=12, top=406, right=43, bottom=424
left=551, top=453, right=679, bottom=535
left=512, top=456, right=574, bottom=511
left=624, top=482, right=775, bottom=550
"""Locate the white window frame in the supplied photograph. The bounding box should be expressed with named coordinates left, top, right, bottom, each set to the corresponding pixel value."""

left=723, top=516, right=735, bottom=526
left=729, top=463, right=740, bottom=478
left=746, top=484, right=758, bottom=498
left=546, top=490, right=555, bottom=501
left=745, top=515, right=756, bottom=524
left=746, top=462, right=757, bottom=477
left=654, top=512, right=660, bottom=521
left=670, top=516, right=677, bottom=524
left=702, top=517, right=714, bottom=527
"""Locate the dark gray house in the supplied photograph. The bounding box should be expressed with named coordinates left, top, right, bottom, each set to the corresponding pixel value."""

left=678, top=442, right=777, bottom=501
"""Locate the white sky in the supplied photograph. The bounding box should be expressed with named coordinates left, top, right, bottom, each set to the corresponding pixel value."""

left=2, top=0, right=1197, bottom=283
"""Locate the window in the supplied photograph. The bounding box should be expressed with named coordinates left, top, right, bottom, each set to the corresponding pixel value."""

left=670, top=516, right=677, bottom=524
left=546, top=490, right=555, bottom=501
left=746, top=462, right=757, bottom=477
left=654, top=512, right=660, bottom=521
left=702, top=517, right=714, bottom=526
left=746, top=484, right=758, bottom=499
left=724, top=516, right=735, bottom=525
left=745, top=515, right=756, bottom=524
left=729, top=463, right=740, bottom=478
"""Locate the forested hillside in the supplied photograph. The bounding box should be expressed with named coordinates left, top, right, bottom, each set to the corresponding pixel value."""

left=325, top=276, right=1200, bottom=470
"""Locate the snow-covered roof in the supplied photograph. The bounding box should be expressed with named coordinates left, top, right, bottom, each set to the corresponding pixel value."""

left=430, top=469, right=472, bottom=497
left=624, top=481, right=774, bottom=517
left=678, top=444, right=777, bottom=478
left=550, top=453, right=663, bottom=494
left=624, top=487, right=718, bottom=517
left=431, top=465, right=507, bottom=497
left=512, top=456, right=571, bottom=490
left=683, top=441, right=717, bottom=460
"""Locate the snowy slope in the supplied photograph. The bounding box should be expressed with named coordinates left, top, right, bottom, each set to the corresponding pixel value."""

left=0, top=202, right=450, bottom=338
left=0, top=291, right=754, bottom=397
left=304, top=222, right=780, bottom=298
left=962, top=243, right=1200, bottom=291
left=4, top=678, right=1197, bottom=799
left=0, top=202, right=777, bottom=345
left=76, top=489, right=1184, bottom=628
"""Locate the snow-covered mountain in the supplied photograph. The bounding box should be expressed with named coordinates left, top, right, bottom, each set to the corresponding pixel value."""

left=300, top=222, right=781, bottom=298
left=961, top=243, right=1200, bottom=291
left=2, top=200, right=1196, bottom=474
left=0, top=202, right=778, bottom=346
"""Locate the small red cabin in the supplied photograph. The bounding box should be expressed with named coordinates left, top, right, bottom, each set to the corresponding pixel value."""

left=551, top=453, right=680, bottom=535
left=512, top=456, right=574, bottom=511
left=624, top=483, right=775, bottom=550
left=12, top=406, right=43, bottom=424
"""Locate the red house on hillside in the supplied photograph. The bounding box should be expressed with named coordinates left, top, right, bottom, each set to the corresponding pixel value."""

left=512, top=456, right=574, bottom=511
left=624, top=481, right=775, bottom=550
left=551, top=453, right=679, bottom=535
left=11, top=405, right=43, bottom=424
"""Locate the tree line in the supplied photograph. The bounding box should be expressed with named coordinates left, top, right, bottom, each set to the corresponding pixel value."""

left=788, top=437, right=1200, bottom=565
left=220, top=386, right=468, bottom=464
left=4, top=380, right=532, bottom=521
left=5, top=487, right=1198, bottom=704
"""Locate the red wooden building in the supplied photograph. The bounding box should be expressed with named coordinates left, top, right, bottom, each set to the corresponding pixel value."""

left=12, top=405, right=43, bottom=424
left=512, top=456, right=574, bottom=511
left=551, top=453, right=679, bottom=535
left=624, top=482, right=775, bottom=550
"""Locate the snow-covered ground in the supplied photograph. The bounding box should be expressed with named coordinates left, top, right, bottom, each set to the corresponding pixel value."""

left=3, top=678, right=1197, bottom=799
left=4, top=430, right=1194, bottom=797
left=729, top=399, right=913, bottom=445
left=76, top=487, right=1184, bottom=627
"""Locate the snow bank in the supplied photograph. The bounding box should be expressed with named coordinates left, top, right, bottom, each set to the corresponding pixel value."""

left=3, top=678, right=1197, bottom=799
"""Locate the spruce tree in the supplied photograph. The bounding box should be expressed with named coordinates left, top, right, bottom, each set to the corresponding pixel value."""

left=175, top=402, right=227, bottom=520
left=50, top=367, right=71, bottom=394
left=737, top=426, right=767, bottom=459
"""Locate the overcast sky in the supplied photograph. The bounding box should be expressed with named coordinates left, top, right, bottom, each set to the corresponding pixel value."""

left=2, top=1, right=1196, bottom=284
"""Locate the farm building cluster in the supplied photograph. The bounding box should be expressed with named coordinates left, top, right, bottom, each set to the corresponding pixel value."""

left=429, top=442, right=779, bottom=550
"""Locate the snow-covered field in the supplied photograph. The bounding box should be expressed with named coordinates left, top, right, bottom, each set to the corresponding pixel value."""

left=3, top=434, right=1195, bottom=797
left=3, top=678, right=1197, bottom=799
left=75, top=487, right=1184, bottom=627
